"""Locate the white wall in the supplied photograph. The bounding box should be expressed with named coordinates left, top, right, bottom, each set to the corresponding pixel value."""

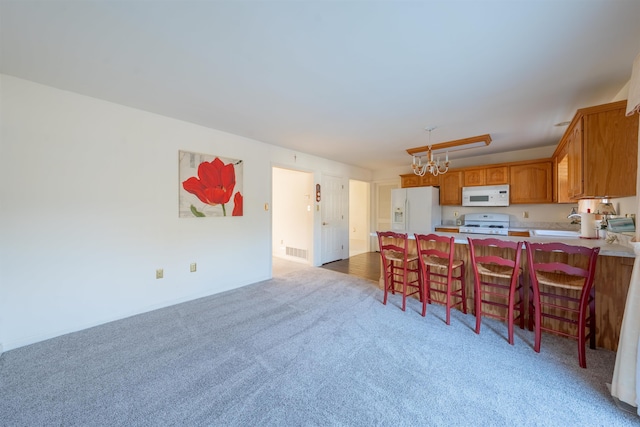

left=0, top=75, right=371, bottom=350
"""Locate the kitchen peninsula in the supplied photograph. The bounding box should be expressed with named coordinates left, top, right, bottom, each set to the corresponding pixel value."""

left=376, top=231, right=634, bottom=352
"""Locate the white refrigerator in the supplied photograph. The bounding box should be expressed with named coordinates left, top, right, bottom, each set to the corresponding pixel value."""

left=391, top=187, right=441, bottom=233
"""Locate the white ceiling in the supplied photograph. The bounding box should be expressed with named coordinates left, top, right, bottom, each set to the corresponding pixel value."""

left=2, top=1, right=640, bottom=171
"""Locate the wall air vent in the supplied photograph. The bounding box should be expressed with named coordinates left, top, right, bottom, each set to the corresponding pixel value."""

left=286, top=247, right=308, bottom=260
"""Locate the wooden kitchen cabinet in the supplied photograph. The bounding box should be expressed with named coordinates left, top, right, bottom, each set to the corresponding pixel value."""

left=554, top=100, right=638, bottom=199
left=400, top=173, right=439, bottom=188
left=486, top=166, right=509, bottom=185
left=435, top=227, right=460, bottom=233
left=400, top=173, right=421, bottom=188
left=463, top=166, right=508, bottom=187
left=555, top=142, right=571, bottom=203
left=420, top=173, right=439, bottom=187
left=463, top=168, right=485, bottom=186
left=568, top=120, right=583, bottom=199
left=439, top=171, right=464, bottom=205
left=509, top=160, right=553, bottom=204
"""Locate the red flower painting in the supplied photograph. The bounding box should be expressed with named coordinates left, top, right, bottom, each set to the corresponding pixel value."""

left=232, top=192, right=243, bottom=216
left=182, top=157, right=237, bottom=216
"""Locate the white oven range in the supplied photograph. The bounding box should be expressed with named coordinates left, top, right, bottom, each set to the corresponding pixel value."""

left=459, top=213, right=510, bottom=236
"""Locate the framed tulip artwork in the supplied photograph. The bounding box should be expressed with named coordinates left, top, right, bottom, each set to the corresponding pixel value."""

left=179, top=150, right=244, bottom=217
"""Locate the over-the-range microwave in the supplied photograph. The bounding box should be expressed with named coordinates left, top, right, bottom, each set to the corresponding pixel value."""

left=462, top=184, right=510, bottom=207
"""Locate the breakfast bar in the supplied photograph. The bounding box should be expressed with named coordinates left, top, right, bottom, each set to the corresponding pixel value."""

left=376, top=231, right=635, bottom=352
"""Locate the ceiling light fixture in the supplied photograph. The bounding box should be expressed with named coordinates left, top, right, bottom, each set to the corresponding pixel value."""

left=407, top=129, right=492, bottom=177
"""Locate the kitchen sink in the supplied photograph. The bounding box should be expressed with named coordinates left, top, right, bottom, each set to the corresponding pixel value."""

left=530, top=229, right=581, bottom=238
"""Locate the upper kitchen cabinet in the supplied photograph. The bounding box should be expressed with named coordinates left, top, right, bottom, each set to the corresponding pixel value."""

left=464, top=166, right=509, bottom=186
left=400, top=173, right=439, bottom=188
left=463, top=168, right=485, bottom=186
left=553, top=100, right=639, bottom=200
left=439, top=170, right=464, bottom=205
left=486, top=166, right=509, bottom=185
left=509, top=159, right=553, bottom=204
left=554, top=139, right=571, bottom=203
left=400, top=173, right=421, bottom=188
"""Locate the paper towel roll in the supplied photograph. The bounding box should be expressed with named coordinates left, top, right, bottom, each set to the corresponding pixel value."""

left=581, top=212, right=597, bottom=238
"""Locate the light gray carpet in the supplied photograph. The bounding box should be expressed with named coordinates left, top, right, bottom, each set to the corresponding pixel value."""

left=1, top=267, right=638, bottom=426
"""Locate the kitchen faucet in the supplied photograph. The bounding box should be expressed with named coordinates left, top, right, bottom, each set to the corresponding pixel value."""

left=567, top=207, right=581, bottom=224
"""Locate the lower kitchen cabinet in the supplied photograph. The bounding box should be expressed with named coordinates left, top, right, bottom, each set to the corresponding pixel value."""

left=435, top=227, right=460, bottom=233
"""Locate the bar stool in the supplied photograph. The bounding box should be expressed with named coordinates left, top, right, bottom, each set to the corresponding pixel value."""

left=525, top=241, right=600, bottom=368
left=376, top=231, right=421, bottom=312
left=467, top=237, right=524, bottom=344
left=414, top=233, right=467, bottom=324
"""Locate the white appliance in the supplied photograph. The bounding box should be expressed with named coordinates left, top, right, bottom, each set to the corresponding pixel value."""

left=462, top=184, right=510, bottom=207
left=459, top=213, right=510, bottom=236
left=391, top=187, right=441, bottom=233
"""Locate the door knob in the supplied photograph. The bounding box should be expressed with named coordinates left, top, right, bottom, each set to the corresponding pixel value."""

left=323, top=222, right=328, bottom=225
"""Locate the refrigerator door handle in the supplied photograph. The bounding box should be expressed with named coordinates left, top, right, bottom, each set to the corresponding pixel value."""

left=404, top=198, right=409, bottom=231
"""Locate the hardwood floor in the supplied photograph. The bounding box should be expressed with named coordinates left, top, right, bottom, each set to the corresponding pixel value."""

left=320, top=252, right=380, bottom=283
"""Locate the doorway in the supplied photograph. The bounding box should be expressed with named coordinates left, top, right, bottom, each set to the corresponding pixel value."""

left=272, top=167, right=313, bottom=268
left=349, top=179, right=370, bottom=257
left=272, top=168, right=365, bottom=270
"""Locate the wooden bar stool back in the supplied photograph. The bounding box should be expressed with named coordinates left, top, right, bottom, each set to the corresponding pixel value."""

left=414, top=233, right=467, bottom=324
left=467, top=237, right=524, bottom=344
left=525, top=241, right=600, bottom=368
left=376, top=231, right=421, bottom=312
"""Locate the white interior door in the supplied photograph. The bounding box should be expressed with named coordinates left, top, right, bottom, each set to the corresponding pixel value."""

left=321, top=175, right=346, bottom=264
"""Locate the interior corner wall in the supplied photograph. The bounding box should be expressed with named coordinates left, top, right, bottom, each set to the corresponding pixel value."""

left=0, top=75, right=279, bottom=351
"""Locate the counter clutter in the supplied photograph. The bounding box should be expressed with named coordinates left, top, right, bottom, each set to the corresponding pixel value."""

left=373, top=229, right=635, bottom=352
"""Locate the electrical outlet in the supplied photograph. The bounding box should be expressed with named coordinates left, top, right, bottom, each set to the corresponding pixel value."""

left=190, top=263, right=197, bottom=272
left=522, top=211, right=529, bottom=218
left=156, top=269, right=163, bottom=279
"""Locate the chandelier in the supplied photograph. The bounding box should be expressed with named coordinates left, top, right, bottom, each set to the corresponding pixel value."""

left=407, top=129, right=492, bottom=177
left=411, top=127, right=448, bottom=176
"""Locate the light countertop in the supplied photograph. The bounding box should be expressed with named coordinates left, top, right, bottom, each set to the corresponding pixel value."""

left=373, top=230, right=635, bottom=258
